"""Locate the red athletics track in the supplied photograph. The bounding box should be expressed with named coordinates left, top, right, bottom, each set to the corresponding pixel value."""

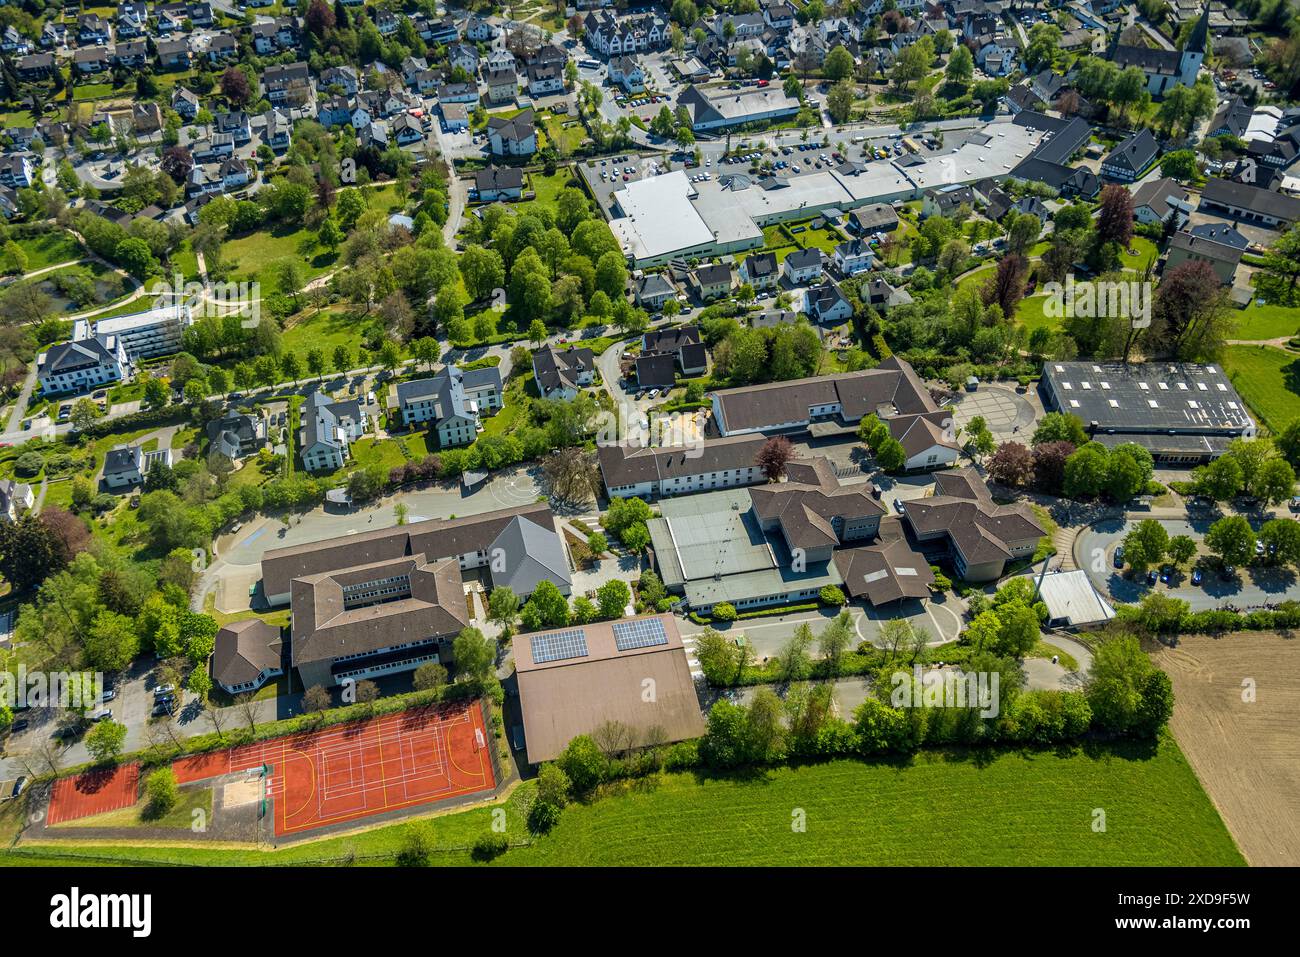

left=173, top=701, right=495, bottom=837
left=47, top=764, right=140, bottom=825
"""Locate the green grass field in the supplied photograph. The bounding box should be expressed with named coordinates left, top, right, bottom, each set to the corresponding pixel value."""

left=18, top=231, right=84, bottom=270
left=1222, top=344, right=1300, bottom=434
left=0, top=736, right=1242, bottom=867
left=1232, top=301, right=1300, bottom=342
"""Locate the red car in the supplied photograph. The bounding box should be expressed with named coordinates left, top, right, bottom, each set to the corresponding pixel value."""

left=757, top=79, right=769, bottom=87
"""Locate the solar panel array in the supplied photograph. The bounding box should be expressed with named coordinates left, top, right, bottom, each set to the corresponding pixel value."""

left=612, top=618, right=669, bottom=652
left=530, top=628, right=589, bottom=664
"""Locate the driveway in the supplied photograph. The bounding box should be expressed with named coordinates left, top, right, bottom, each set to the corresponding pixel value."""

left=680, top=595, right=963, bottom=664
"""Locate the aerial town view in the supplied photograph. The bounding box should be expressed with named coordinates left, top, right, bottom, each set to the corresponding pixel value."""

left=0, top=0, right=1292, bottom=928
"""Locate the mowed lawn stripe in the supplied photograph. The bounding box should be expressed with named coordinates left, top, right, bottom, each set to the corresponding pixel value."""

left=511, top=739, right=1243, bottom=866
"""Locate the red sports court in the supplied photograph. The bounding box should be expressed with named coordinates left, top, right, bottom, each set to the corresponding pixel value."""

left=174, top=701, right=495, bottom=837
left=47, top=764, right=140, bottom=825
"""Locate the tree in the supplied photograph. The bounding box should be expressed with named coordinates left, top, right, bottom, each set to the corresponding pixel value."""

left=755, top=435, right=794, bottom=481
left=1122, top=519, right=1169, bottom=575
left=303, top=684, right=332, bottom=716
left=1205, top=515, right=1255, bottom=568
left=1032, top=412, right=1088, bottom=447
left=85, top=720, right=128, bottom=763
left=413, top=662, right=448, bottom=693
left=220, top=67, right=251, bottom=107
left=69, top=397, right=102, bottom=432
left=1194, top=453, right=1244, bottom=501
left=876, top=436, right=907, bottom=472
left=826, top=79, right=855, bottom=124
left=819, top=584, right=846, bottom=607
left=488, top=587, right=519, bottom=635
left=945, top=44, right=974, bottom=87
left=596, top=578, right=631, bottom=619
left=1260, top=518, right=1300, bottom=567
left=1086, top=635, right=1167, bottom=735
left=961, top=416, right=996, bottom=463
left=988, top=441, right=1034, bottom=486
left=1095, top=184, right=1135, bottom=250
left=557, top=734, right=607, bottom=794
left=995, top=601, right=1041, bottom=658
left=526, top=580, right=570, bottom=629
left=144, top=767, right=179, bottom=818
left=824, top=45, right=854, bottom=80
left=1167, top=534, right=1198, bottom=567
left=1149, top=259, right=1231, bottom=361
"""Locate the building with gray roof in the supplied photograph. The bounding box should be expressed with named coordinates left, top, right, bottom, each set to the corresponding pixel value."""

left=899, top=468, right=1045, bottom=582
left=1040, top=360, right=1255, bottom=464
left=260, top=502, right=567, bottom=606
left=211, top=618, right=283, bottom=693
left=598, top=434, right=767, bottom=500
left=396, top=366, right=503, bottom=447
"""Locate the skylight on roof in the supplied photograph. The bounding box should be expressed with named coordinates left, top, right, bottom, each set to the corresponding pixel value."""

left=1148, top=400, right=1159, bottom=408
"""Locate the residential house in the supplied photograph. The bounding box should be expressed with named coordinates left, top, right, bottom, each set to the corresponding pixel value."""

left=1102, top=128, right=1159, bottom=182
left=0, top=479, right=33, bottom=522
left=1131, top=176, right=1193, bottom=227
left=805, top=282, right=852, bottom=324
left=833, top=238, right=874, bottom=276
left=780, top=247, right=821, bottom=283
left=740, top=251, right=778, bottom=291
left=474, top=165, right=525, bottom=202
left=634, top=273, right=678, bottom=311
left=487, top=109, right=537, bottom=157
left=533, top=344, right=595, bottom=401
left=206, top=411, right=268, bottom=461
left=395, top=366, right=504, bottom=447
left=690, top=262, right=732, bottom=301
left=299, top=392, right=353, bottom=472
left=642, top=326, right=707, bottom=376
left=486, top=66, right=518, bottom=105
left=262, top=61, right=313, bottom=107
left=37, top=333, right=129, bottom=395
left=1166, top=224, right=1246, bottom=285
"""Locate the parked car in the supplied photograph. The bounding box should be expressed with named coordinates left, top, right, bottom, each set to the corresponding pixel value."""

left=1113, top=546, right=1124, bottom=568
left=1191, top=568, right=1203, bottom=585
left=1146, top=569, right=1158, bottom=585
left=1220, top=564, right=1236, bottom=581
left=1159, top=566, right=1172, bottom=583
left=5, top=777, right=27, bottom=801
left=90, top=709, right=112, bottom=722
left=154, top=684, right=175, bottom=698
left=151, top=701, right=175, bottom=718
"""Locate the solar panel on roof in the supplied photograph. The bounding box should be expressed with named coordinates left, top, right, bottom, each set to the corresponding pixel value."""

left=612, top=617, right=669, bottom=652
left=530, top=628, right=588, bottom=664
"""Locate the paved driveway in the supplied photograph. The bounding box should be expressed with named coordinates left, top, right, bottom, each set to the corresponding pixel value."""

left=1076, top=514, right=1300, bottom=611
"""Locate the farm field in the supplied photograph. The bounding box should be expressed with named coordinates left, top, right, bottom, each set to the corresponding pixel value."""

left=1221, top=344, right=1300, bottom=434
left=3, top=737, right=1241, bottom=866
left=1152, top=632, right=1300, bottom=867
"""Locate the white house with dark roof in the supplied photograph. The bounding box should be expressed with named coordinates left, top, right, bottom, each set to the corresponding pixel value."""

left=37, top=333, right=129, bottom=396
left=487, top=109, right=537, bottom=156
left=533, top=344, right=595, bottom=401
left=395, top=366, right=503, bottom=447
left=0, top=479, right=33, bottom=522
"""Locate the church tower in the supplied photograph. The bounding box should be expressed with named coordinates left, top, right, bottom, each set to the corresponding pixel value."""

left=1180, top=1, right=1210, bottom=87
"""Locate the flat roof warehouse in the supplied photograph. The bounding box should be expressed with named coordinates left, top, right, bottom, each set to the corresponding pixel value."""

left=606, top=122, right=1043, bottom=266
